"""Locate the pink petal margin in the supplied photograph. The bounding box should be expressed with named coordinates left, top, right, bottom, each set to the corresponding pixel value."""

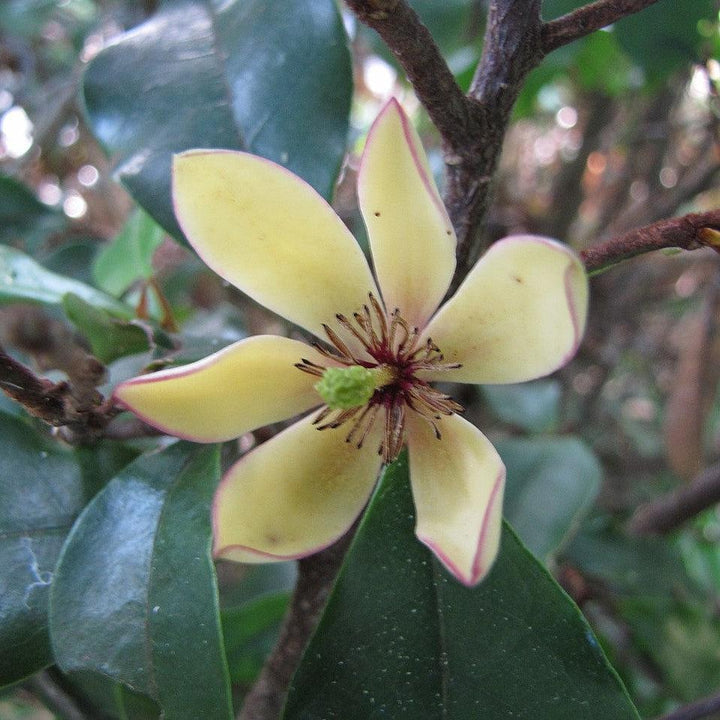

left=416, top=464, right=506, bottom=587
left=365, top=98, right=450, bottom=236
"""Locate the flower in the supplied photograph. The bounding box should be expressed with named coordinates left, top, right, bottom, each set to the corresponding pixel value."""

left=114, top=100, right=588, bottom=586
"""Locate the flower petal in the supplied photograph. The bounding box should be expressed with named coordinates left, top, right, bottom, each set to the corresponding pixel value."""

left=173, top=150, right=379, bottom=339
left=406, top=412, right=505, bottom=586
left=213, top=414, right=383, bottom=562
left=421, top=235, right=588, bottom=384
left=358, top=99, right=456, bottom=329
left=114, top=336, right=325, bottom=442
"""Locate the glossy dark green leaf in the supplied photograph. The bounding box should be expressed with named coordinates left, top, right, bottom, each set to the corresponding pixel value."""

left=0, top=412, right=98, bottom=687
left=0, top=245, right=131, bottom=317
left=93, top=209, right=165, bottom=297
left=50, top=442, right=233, bottom=719
left=284, top=454, right=639, bottom=720
left=83, top=0, right=352, bottom=241
left=498, top=436, right=602, bottom=560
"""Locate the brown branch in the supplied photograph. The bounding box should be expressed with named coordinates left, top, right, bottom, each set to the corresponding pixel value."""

left=346, top=0, right=668, bottom=288
left=542, top=0, right=660, bottom=54
left=0, top=344, right=117, bottom=441
left=446, top=0, right=544, bottom=282
left=25, top=669, right=103, bottom=720
left=579, top=211, right=720, bottom=274
left=651, top=689, right=720, bottom=720
left=628, top=460, right=720, bottom=535
left=343, top=0, right=471, bottom=149
left=237, top=527, right=355, bottom=720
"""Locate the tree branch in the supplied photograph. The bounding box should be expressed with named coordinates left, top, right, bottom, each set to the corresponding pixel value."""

left=26, top=669, right=103, bottom=720
left=628, top=460, right=720, bottom=535
left=237, top=528, right=355, bottom=720
left=0, top=344, right=117, bottom=441
left=579, top=211, right=720, bottom=274
left=346, top=0, right=670, bottom=286
left=651, top=688, right=720, bottom=720
left=542, top=0, right=660, bottom=54
left=344, top=0, right=471, bottom=148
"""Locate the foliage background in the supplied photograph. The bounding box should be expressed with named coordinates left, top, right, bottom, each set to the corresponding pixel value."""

left=1, top=0, right=720, bottom=718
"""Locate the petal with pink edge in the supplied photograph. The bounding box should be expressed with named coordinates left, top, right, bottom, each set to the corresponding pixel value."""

left=406, top=412, right=505, bottom=586
left=213, top=414, right=383, bottom=563
left=358, top=99, right=456, bottom=329
left=114, top=336, right=325, bottom=442
left=173, top=150, right=378, bottom=339
left=421, top=235, right=588, bottom=384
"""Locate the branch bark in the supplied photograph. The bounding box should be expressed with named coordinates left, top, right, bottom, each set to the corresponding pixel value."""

left=542, top=0, right=660, bottom=53
left=0, top=344, right=117, bottom=441
left=651, top=688, right=720, bottom=720
left=580, top=211, right=720, bottom=274
left=346, top=0, right=666, bottom=288
left=628, top=460, right=720, bottom=535
left=238, top=529, right=355, bottom=720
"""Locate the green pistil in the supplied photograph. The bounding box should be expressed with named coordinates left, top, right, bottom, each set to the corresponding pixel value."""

left=315, top=365, right=383, bottom=410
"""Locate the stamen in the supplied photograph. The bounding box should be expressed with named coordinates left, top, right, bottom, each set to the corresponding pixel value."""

left=312, top=405, right=334, bottom=425
left=346, top=403, right=380, bottom=449
left=381, top=400, right=406, bottom=463
left=296, top=300, right=465, bottom=460
left=295, top=359, right=326, bottom=377
left=312, top=342, right=354, bottom=366
left=368, top=293, right=388, bottom=345
left=322, top=324, right=355, bottom=360
left=336, top=313, right=375, bottom=355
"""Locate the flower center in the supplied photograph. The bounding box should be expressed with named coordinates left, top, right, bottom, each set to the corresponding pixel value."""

left=296, top=293, right=462, bottom=463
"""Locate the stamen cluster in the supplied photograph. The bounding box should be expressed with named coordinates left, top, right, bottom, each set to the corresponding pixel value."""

left=296, top=293, right=462, bottom=462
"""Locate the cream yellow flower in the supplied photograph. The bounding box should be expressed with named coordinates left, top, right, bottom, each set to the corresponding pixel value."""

left=114, top=100, right=588, bottom=586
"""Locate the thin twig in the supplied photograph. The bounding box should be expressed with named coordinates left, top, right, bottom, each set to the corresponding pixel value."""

left=25, top=669, right=102, bottom=720
left=580, top=211, right=720, bottom=274
left=651, top=689, right=720, bottom=720
left=238, top=527, right=355, bottom=720
left=542, top=0, right=660, bottom=53
left=628, top=459, right=720, bottom=535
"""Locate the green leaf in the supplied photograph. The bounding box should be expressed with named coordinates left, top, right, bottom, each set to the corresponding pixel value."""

left=284, top=454, right=639, bottom=720
left=563, top=516, right=692, bottom=596
left=621, top=596, right=720, bottom=702
left=82, top=0, right=352, bottom=241
left=93, top=209, right=165, bottom=297
left=65, top=670, right=161, bottom=720
left=498, top=436, right=602, bottom=560
left=50, top=443, right=234, bottom=720
left=481, top=379, right=561, bottom=432
left=222, top=593, right=290, bottom=686
left=0, top=244, right=132, bottom=317
left=62, top=293, right=151, bottom=363
left=0, top=412, right=104, bottom=687
left=0, top=175, right=64, bottom=246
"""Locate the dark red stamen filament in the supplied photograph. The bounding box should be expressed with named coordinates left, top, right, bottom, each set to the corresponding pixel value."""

left=296, top=293, right=462, bottom=463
